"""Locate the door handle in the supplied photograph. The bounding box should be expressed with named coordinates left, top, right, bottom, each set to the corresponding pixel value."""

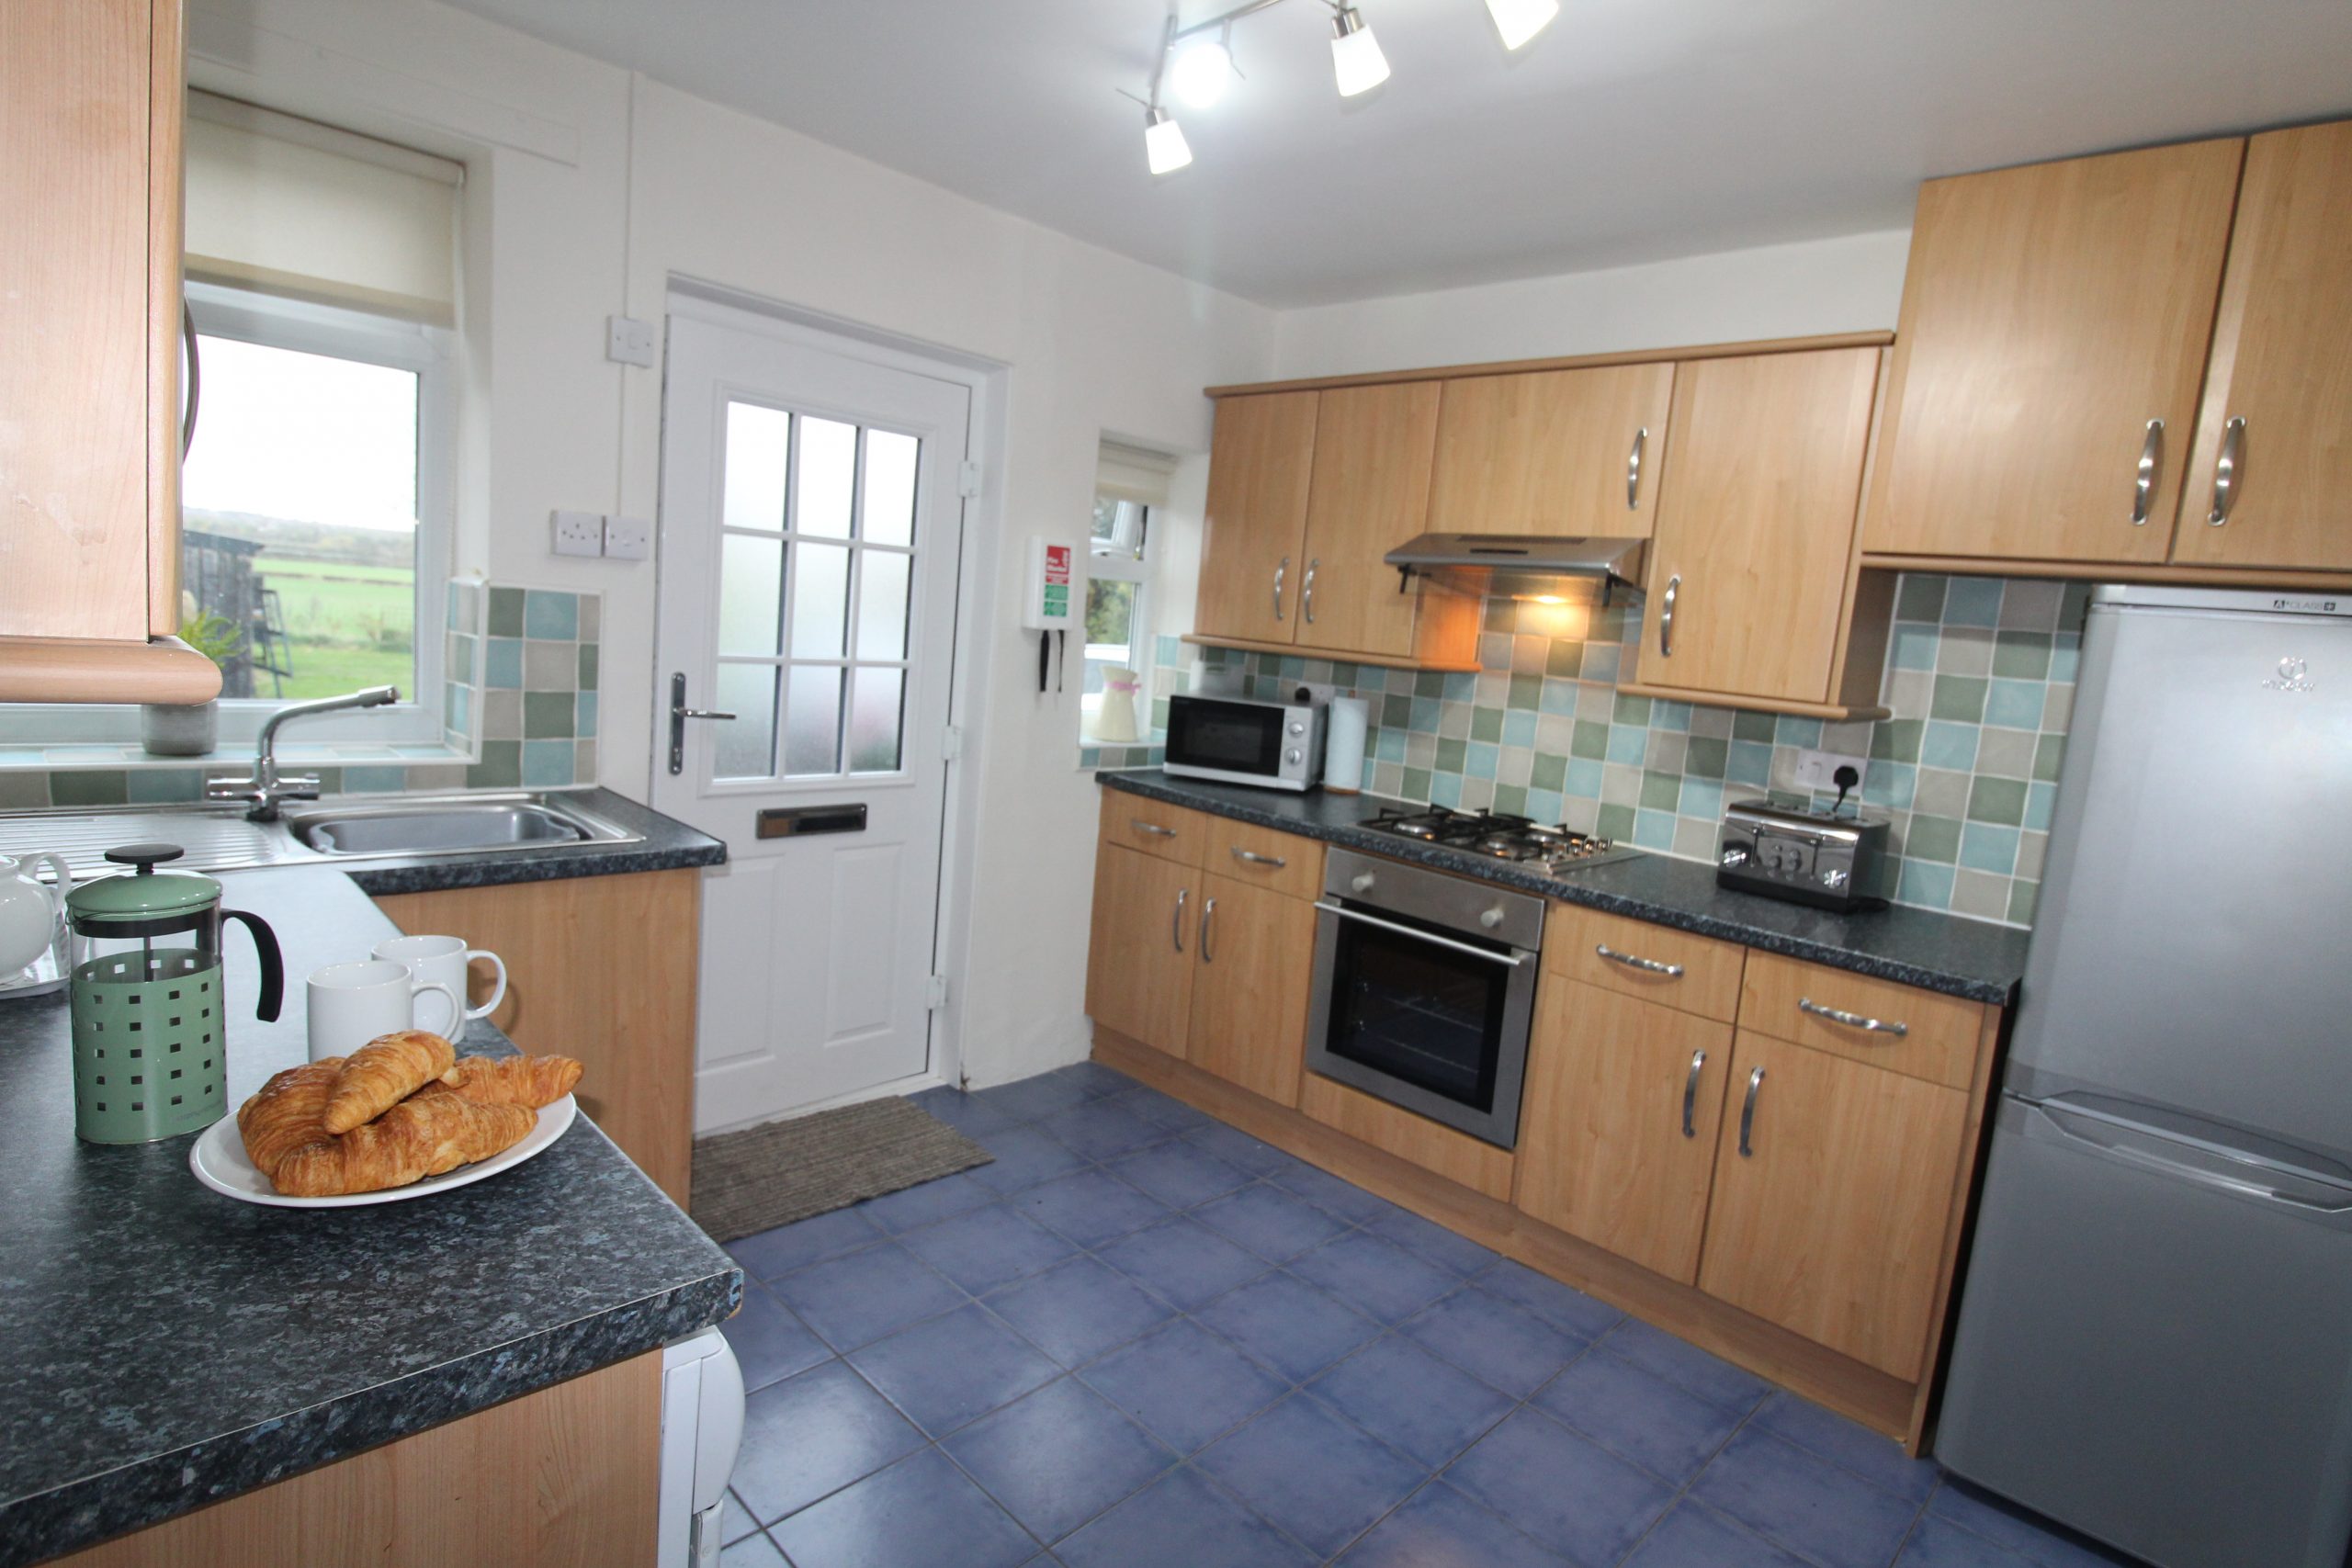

left=2130, top=418, right=2163, bottom=525
left=1596, top=943, right=1683, bottom=978
left=1172, top=886, right=1188, bottom=953
left=1272, top=557, right=1289, bottom=622
left=1314, top=899, right=1528, bottom=966
left=1737, top=1066, right=1765, bottom=1157
left=2207, top=416, right=2245, bottom=527
left=1657, top=574, right=1680, bottom=658
left=1302, top=559, right=1318, bottom=626
left=668, top=671, right=739, bottom=775
left=1200, top=897, right=1216, bottom=964
left=1626, top=426, right=1647, bottom=510
left=1798, top=997, right=1908, bottom=1037
left=1682, top=1049, right=1705, bottom=1139
left=181, top=301, right=201, bottom=457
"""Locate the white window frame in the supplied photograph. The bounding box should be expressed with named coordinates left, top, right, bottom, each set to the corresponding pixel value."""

left=1081, top=496, right=1152, bottom=743
left=16, top=281, right=456, bottom=748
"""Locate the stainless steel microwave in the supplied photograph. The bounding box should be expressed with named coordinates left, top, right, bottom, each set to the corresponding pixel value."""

left=1163, top=694, right=1325, bottom=792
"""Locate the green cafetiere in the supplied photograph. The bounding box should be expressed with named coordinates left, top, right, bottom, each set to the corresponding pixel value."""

left=64, top=844, right=284, bottom=1144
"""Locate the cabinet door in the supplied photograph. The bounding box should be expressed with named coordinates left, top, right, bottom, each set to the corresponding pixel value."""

left=1643, top=349, right=1879, bottom=705
left=1697, top=1032, right=1969, bottom=1379
left=1516, top=980, right=1733, bottom=1285
left=1194, top=391, right=1317, bottom=646
left=1427, top=364, right=1676, bottom=540
left=1084, top=844, right=1196, bottom=1058
left=1862, top=139, right=2244, bottom=565
left=1295, top=382, right=1439, bottom=660
left=1186, top=872, right=1316, bottom=1107
left=2172, top=121, right=2352, bottom=571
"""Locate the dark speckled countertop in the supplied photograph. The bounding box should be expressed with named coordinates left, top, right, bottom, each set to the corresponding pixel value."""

left=1102, top=771, right=2030, bottom=1005
left=336, top=785, right=726, bottom=896
left=0, top=866, right=741, bottom=1566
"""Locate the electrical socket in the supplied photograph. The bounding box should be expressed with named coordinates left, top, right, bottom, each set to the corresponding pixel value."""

left=602, top=515, right=652, bottom=561
left=1792, top=749, right=1868, bottom=792
left=550, top=509, right=605, bottom=558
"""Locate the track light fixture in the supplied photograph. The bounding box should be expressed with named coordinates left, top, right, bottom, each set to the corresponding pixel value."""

left=1135, top=0, right=1553, bottom=172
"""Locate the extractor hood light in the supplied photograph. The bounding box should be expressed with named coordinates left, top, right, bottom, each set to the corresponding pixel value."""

left=1169, top=32, right=1234, bottom=109
left=1144, top=106, right=1193, bottom=175
left=1484, top=0, right=1559, bottom=51
left=1329, top=7, right=1390, bottom=97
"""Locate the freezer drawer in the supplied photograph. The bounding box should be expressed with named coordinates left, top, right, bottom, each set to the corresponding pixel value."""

left=1939, top=1098, right=2352, bottom=1568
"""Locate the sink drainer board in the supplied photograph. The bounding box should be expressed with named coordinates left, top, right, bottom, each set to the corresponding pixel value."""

left=0, top=813, right=292, bottom=880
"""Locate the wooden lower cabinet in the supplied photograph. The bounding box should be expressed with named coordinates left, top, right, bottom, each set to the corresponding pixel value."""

left=1696, top=1031, right=1970, bottom=1380
left=1515, top=980, right=1733, bottom=1285
left=1185, top=872, right=1315, bottom=1107
left=371, top=869, right=699, bottom=1207
left=1083, top=844, right=1196, bottom=1058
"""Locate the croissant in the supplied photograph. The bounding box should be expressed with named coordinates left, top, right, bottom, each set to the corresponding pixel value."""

left=272, top=1094, right=535, bottom=1197
left=236, top=1058, right=345, bottom=1179
left=322, top=1030, right=458, bottom=1134
left=438, top=1054, right=583, bottom=1110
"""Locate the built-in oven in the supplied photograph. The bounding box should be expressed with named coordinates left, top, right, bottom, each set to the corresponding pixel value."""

left=1163, top=693, right=1324, bottom=792
left=1305, top=846, right=1545, bottom=1148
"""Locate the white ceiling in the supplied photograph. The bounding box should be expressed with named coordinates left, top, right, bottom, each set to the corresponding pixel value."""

left=435, top=0, right=2352, bottom=308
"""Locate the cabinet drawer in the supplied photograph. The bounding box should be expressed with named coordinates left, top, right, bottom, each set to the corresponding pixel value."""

left=1099, top=794, right=1205, bottom=867
left=1738, top=952, right=1986, bottom=1090
left=1544, top=903, right=1746, bottom=1022
left=1200, top=819, right=1324, bottom=901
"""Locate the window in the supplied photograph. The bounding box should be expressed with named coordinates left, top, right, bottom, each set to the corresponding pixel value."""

left=1083, top=442, right=1177, bottom=745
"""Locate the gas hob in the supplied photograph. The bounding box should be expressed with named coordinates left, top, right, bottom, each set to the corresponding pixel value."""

left=1358, top=806, right=1635, bottom=872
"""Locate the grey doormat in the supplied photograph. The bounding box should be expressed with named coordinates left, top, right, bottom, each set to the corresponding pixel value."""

left=689, top=1096, right=993, bottom=1244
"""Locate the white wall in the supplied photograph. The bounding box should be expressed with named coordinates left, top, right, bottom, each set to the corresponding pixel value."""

left=1272, top=229, right=1914, bottom=379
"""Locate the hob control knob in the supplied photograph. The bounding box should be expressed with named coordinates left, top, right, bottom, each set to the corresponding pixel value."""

left=1351, top=872, right=1377, bottom=894
left=1478, top=908, right=1505, bottom=930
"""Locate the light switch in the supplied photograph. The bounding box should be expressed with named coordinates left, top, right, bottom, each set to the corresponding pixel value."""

left=603, top=515, right=652, bottom=561
left=605, top=315, right=658, bottom=368
left=551, top=509, right=605, bottom=558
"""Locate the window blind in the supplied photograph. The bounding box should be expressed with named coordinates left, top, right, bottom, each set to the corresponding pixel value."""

left=1095, top=439, right=1179, bottom=509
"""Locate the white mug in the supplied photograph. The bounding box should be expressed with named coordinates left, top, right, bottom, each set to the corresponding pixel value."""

left=306, top=959, right=460, bottom=1063
left=372, top=933, right=507, bottom=1024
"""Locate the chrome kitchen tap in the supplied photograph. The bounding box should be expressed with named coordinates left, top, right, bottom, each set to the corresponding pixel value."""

left=206, top=685, right=400, bottom=821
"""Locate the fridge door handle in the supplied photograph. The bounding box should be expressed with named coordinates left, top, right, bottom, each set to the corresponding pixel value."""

left=2020, top=1099, right=2352, bottom=1224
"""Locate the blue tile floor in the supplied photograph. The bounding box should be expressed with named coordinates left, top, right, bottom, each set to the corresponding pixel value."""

left=717, top=1062, right=2139, bottom=1568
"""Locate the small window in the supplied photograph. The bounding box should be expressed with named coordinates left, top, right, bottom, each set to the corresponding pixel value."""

left=1083, top=498, right=1151, bottom=743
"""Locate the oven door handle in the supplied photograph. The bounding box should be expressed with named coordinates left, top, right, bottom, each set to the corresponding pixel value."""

left=1314, top=900, right=1529, bottom=967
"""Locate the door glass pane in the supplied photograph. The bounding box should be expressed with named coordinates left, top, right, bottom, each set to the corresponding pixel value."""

left=711, top=663, right=778, bottom=780
left=854, top=551, right=910, bottom=661
left=722, top=402, right=789, bottom=532
left=796, top=417, right=856, bottom=539
left=847, top=666, right=905, bottom=773
left=862, top=430, right=919, bottom=547
left=789, top=542, right=850, bottom=659
left=718, top=534, right=784, bottom=656
left=785, top=665, right=843, bottom=776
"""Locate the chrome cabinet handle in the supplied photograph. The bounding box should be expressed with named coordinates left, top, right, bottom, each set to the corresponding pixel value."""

left=1132, top=819, right=1179, bottom=838
left=1272, top=557, right=1289, bottom=621
left=1172, top=887, right=1188, bottom=953
left=1799, top=997, right=1908, bottom=1037
left=2130, top=418, right=2163, bottom=525
left=1737, top=1066, right=1765, bottom=1157
left=1231, top=847, right=1287, bottom=869
left=667, top=671, right=739, bottom=774
left=1657, top=574, right=1680, bottom=658
left=1626, top=426, right=1647, bottom=510
left=1596, top=942, right=1684, bottom=979
left=181, top=301, right=201, bottom=457
left=1313, top=900, right=1529, bottom=966
left=2207, top=416, right=2245, bottom=526
left=1200, top=897, right=1217, bottom=964
left=1681, top=1049, right=1705, bottom=1139
left=1303, top=559, right=1318, bottom=625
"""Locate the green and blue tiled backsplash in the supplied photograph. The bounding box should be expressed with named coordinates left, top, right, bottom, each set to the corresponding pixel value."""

left=0, top=581, right=601, bottom=809
left=1139, top=573, right=2085, bottom=928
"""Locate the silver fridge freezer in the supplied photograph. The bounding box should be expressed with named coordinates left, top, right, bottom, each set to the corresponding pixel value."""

left=1939, top=584, right=2352, bottom=1568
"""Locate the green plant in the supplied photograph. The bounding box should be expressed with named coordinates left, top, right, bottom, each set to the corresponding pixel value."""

left=179, top=612, right=243, bottom=669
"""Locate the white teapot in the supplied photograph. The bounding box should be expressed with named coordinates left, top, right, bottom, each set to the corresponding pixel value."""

left=0, top=852, right=72, bottom=976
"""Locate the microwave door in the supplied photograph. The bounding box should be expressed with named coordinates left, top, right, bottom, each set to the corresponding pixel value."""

left=1168, top=699, right=1282, bottom=774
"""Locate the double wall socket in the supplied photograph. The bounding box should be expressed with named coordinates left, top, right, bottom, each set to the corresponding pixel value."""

left=549, top=510, right=655, bottom=561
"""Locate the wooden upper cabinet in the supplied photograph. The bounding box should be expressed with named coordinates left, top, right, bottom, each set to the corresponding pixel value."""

left=1294, top=382, right=1439, bottom=660
left=1640, top=348, right=1881, bottom=705
left=1862, top=138, right=2244, bottom=566
left=1193, top=391, right=1317, bottom=646
left=1427, top=365, right=1677, bottom=540
left=2171, top=121, right=2352, bottom=571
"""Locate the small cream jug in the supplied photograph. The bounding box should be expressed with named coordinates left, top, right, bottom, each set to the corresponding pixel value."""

left=0, top=852, right=73, bottom=976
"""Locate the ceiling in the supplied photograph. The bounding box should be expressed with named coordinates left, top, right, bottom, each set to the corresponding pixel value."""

left=435, top=0, right=2352, bottom=308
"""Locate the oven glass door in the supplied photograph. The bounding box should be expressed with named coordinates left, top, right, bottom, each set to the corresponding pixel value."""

left=1166, top=698, right=1283, bottom=777
left=1322, top=908, right=1510, bottom=1116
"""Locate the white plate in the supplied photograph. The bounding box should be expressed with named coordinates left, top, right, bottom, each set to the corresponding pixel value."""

left=189, top=1094, right=576, bottom=1208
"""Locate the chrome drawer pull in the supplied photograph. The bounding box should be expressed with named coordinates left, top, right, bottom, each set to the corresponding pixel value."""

left=2130, top=418, right=2163, bottom=525
left=1596, top=942, right=1684, bottom=978
left=1273, top=557, right=1289, bottom=620
left=1658, top=574, right=1680, bottom=658
left=1231, top=847, right=1288, bottom=869
left=1132, top=819, right=1179, bottom=838
left=1799, top=997, right=1908, bottom=1037
left=2207, top=416, right=2245, bottom=527
left=1626, top=426, right=1647, bottom=510
left=1200, top=897, right=1217, bottom=964
left=1682, top=1049, right=1705, bottom=1139
left=1303, top=559, right=1318, bottom=625
left=1737, top=1066, right=1765, bottom=1157
left=1172, top=887, right=1188, bottom=953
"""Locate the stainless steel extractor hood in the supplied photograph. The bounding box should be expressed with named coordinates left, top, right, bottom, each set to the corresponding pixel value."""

left=1384, top=533, right=1646, bottom=601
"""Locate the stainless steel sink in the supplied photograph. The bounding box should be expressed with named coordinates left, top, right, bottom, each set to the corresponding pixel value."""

left=283, top=795, right=639, bottom=858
